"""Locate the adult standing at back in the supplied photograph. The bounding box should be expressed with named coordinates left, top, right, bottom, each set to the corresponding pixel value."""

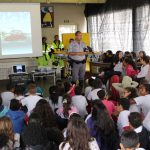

left=68, top=31, right=88, bottom=87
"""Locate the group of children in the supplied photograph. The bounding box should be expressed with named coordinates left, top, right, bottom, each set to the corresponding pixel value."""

left=0, top=50, right=150, bottom=150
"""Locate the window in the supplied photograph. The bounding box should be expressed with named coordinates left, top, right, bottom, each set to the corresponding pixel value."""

left=59, top=25, right=77, bottom=41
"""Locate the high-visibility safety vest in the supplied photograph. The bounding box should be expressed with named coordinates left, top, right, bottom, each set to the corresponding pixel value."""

left=37, top=43, right=51, bottom=66
left=51, top=40, right=64, bottom=50
left=42, top=43, right=50, bottom=54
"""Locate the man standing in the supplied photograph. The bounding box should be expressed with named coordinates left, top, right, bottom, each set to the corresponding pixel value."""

left=68, top=31, right=88, bottom=87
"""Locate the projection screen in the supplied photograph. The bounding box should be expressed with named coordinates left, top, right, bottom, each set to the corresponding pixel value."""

left=0, top=3, right=42, bottom=59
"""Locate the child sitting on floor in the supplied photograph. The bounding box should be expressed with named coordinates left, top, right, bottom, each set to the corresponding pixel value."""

left=64, top=81, right=76, bottom=97
left=117, top=98, right=130, bottom=136
left=119, top=130, right=145, bottom=150
left=129, top=112, right=150, bottom=149
left=123, top=87, right=140, bottom=113
left=132, top=84, right=150, bottom=117
left=87, top=78, right=103, bottom=101
left=97, top=89, right=116, bottom=117
left=56, top=94, right=78, bottom=119
left=6, top=99, right=25, bottom=134
left=84, top=78, right=94, bottom=98
left=72, top=86, right=88, bottom=118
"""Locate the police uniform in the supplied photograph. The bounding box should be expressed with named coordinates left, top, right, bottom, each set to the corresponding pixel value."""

left=68, top=40, right=87, bottom=84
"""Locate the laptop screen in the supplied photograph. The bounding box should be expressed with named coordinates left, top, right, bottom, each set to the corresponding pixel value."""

left=13, top=65, right=26, bottom=74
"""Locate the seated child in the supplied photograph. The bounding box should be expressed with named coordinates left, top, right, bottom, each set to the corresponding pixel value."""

left=14, top=85, right=25, bottom=101
left=21, top=113, right=51, bottom=149
left=6, top=99, right=25, bottom=134
left=56, top=94, right=78, bottom=119
left=117, top=98, right=130, bottom=136
left=123, top=87, right=140, bottom=113
left=63, top=113, right=81, bottom=138
left=133, top=84, right=150, bottom=117
left=120, top=130, right=145, bottom=150
left=0, top=96, right=8, bottom=117
left=112, top=76, right=138, bottom=98
left=129, top=112, right=150, bottom=149
left=24, top=81, right=44, bottom=97
left=64, top=81, right=76, bottom=97
left=87, top=78, right=103, bottom=101
left=72, top=86, right=88, bottom=118
left=123, top=57, right=138, bottom=78
left=97, top=90, right=116, bottom=116
left=1, top=83, right=15, bottom=108
left=143, top=110, right=150, bottom=132
left=0, top=117, right=20, bottom=149
left=136, top=56, right=150, bottom=80
left=21, top=83, right=42, bottom=116
left=56, top=94, right=78, bottom=130
left=0, top=133, right=10, bottom=149
left=84, top=78, right=94, bottom=98
left=98, top=68, right=105, bottom=82
left=56, top=79, right=65, bottom=96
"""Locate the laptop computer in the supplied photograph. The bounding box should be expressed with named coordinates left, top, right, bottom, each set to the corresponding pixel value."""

left=12, top=64, right=26, bottom=74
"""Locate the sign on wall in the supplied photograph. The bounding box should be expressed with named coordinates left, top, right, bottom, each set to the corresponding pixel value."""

left=41, top=6, right=54, bottom=28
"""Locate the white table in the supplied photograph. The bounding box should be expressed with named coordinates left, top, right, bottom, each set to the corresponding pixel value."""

left=31, top=70, right=56, bottom=85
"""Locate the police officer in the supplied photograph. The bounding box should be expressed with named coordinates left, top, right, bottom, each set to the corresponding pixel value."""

left=42, top=37, right=50, bottom=59
left=68, top=31, right=88, bottom=87
left=51, top=35, right=64, bottom=52
left=37, top=37, right=50, bottom=66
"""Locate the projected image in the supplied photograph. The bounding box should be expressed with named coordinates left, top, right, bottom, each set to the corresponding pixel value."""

left=0, top=12, right=32, bottom=55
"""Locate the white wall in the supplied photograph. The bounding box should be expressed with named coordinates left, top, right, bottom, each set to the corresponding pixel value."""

left=42, top=3, right=87, bottom=44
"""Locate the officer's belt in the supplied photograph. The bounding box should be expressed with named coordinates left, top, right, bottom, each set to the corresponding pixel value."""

left=71, top=59, right=86, bottom=64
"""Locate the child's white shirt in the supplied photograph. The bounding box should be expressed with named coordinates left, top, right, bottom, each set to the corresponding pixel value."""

left=87, top=88, right=102, bottom=101
left=137, top=64, right=149, bottom=78
left=72, top=95, right=88, bottom=117
left=134, top=94, right=150, bottom=117
left=117, top=110, right=130, bottom=136
left=85, top=86, right=93, bottom=97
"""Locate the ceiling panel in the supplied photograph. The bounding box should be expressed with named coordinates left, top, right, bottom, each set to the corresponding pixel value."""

left=0, top=0, right=106, bottom=3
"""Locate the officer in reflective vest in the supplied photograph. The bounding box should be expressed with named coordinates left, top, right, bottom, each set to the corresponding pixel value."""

left=51, top=35, right=64, bottom=52
left=37, top=37, right=50, bottom=66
